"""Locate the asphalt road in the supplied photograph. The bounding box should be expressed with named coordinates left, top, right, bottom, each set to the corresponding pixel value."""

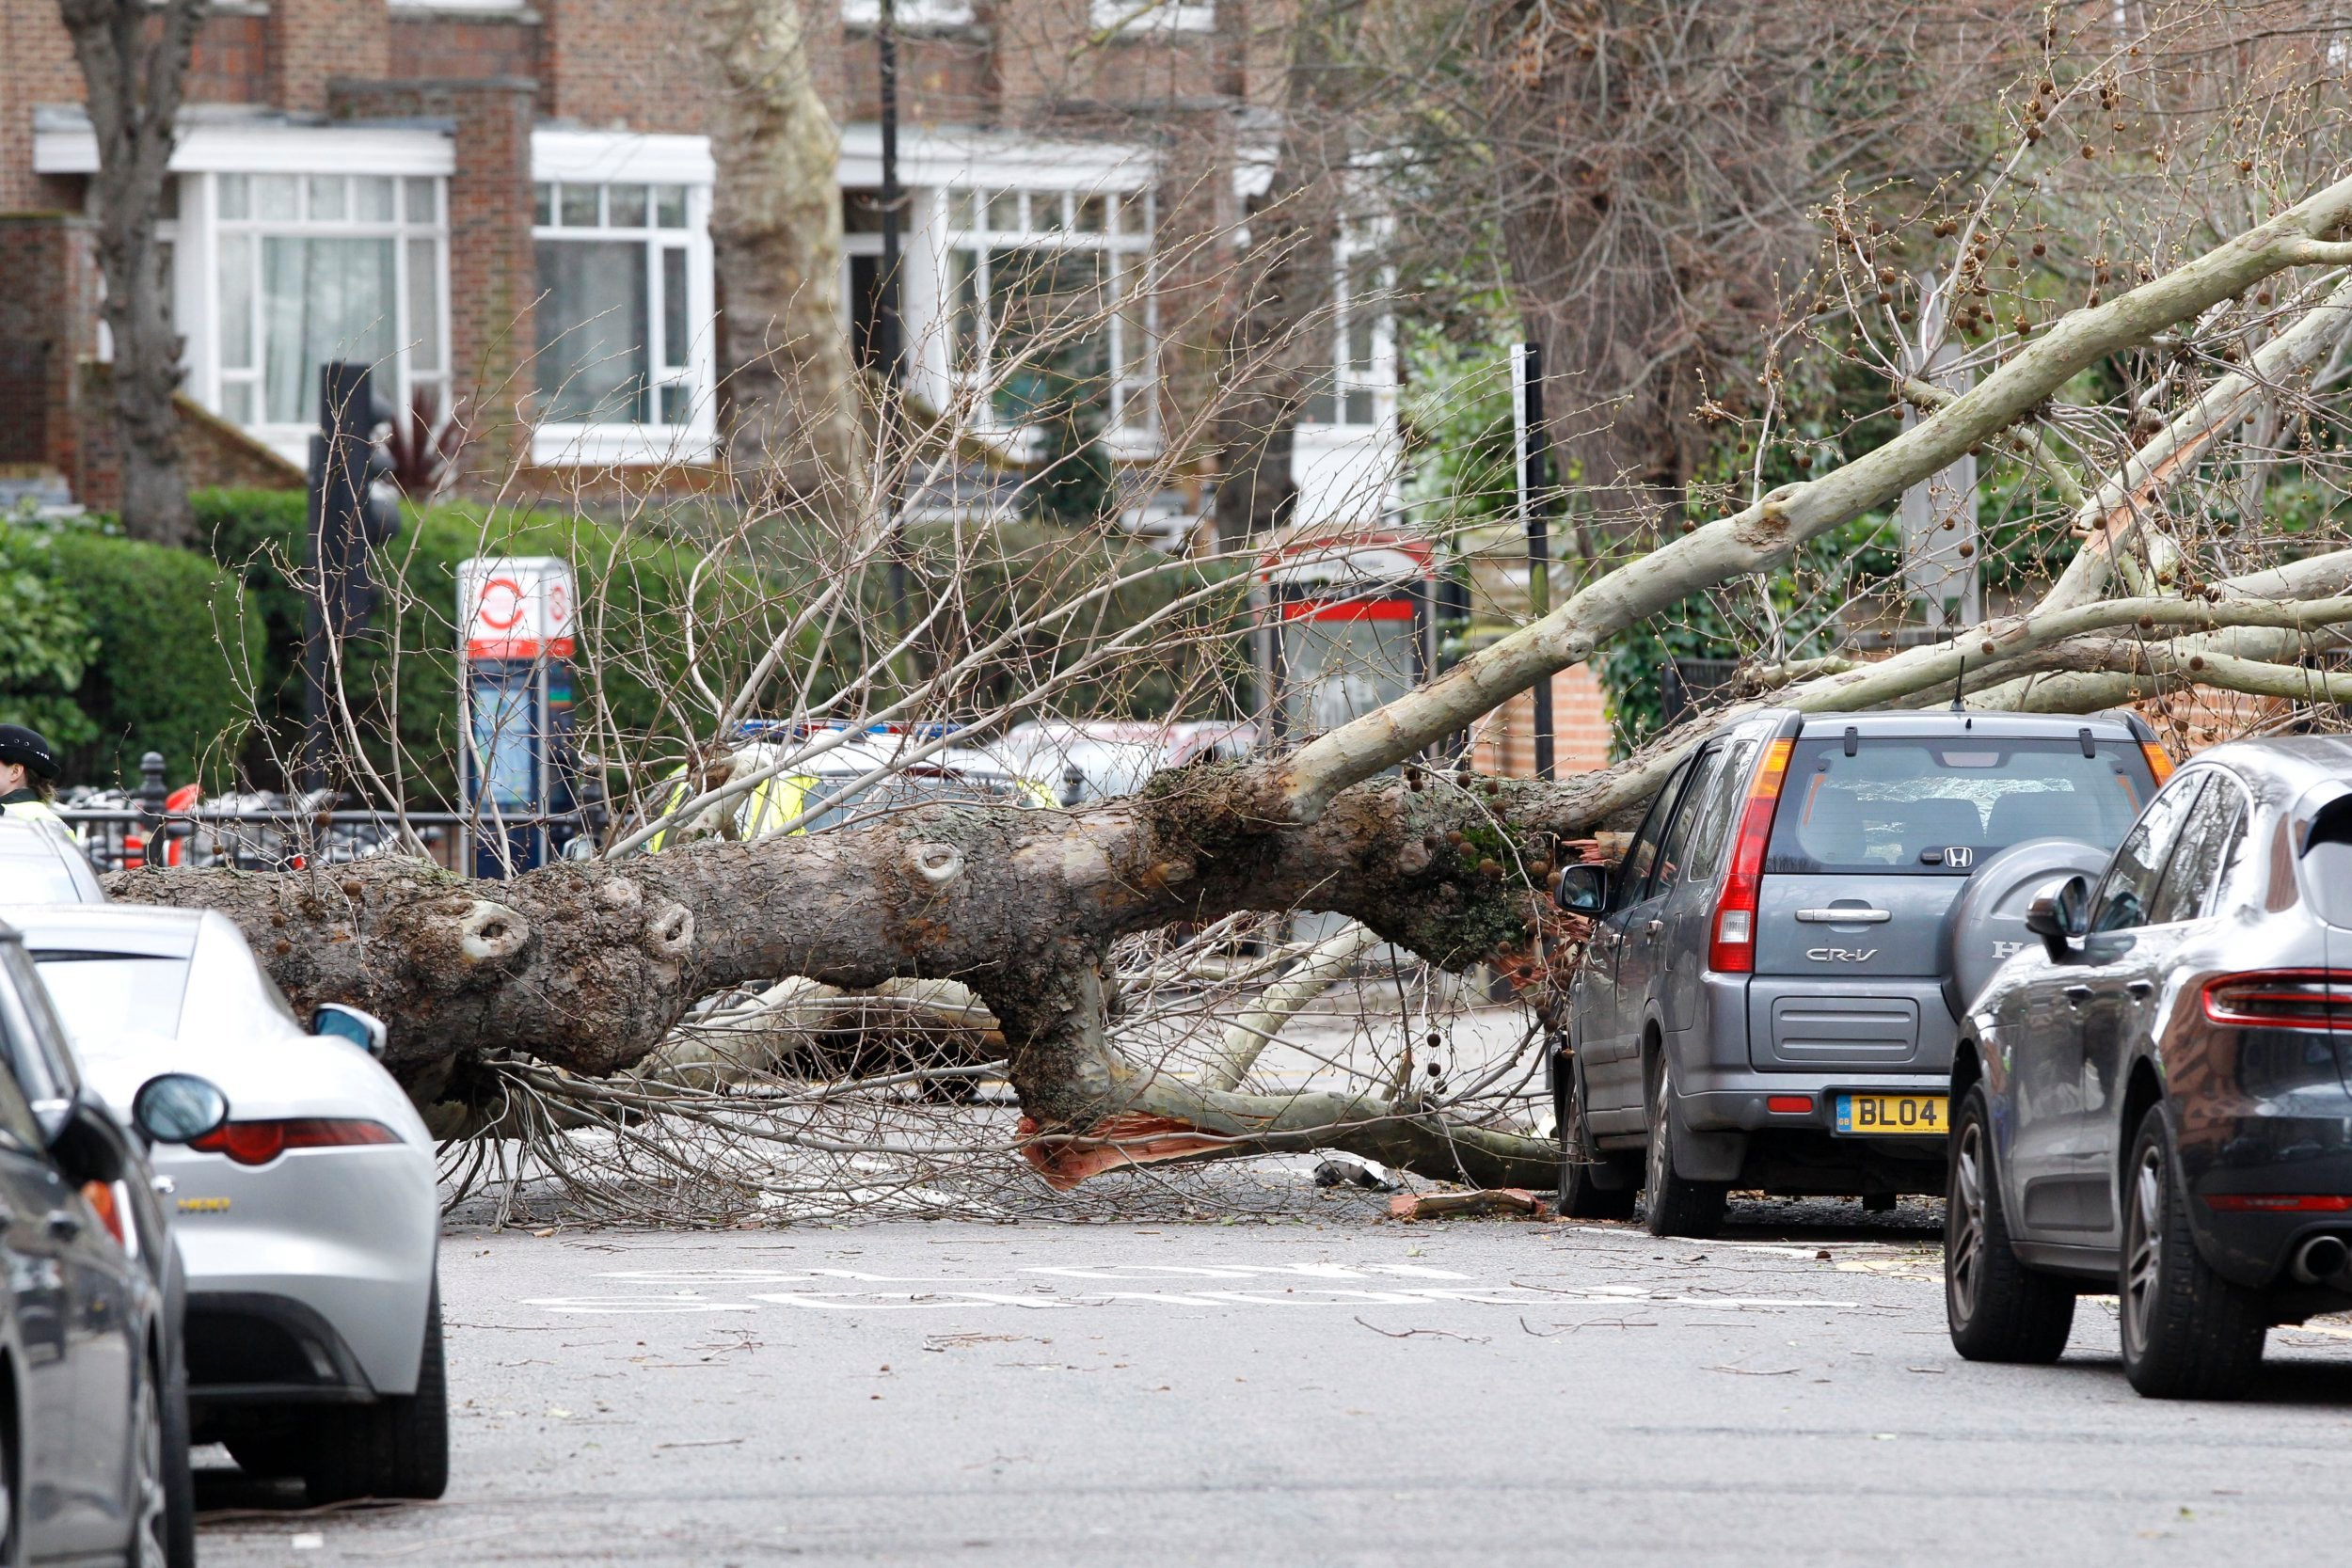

left=194, top=1201, right=2352, bottom=1567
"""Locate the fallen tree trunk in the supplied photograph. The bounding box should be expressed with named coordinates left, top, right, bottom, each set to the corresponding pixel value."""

left=103, top=168, right=2352, bottom=1189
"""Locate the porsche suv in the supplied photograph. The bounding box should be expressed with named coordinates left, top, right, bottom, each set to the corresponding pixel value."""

left=1946, top=735, right=2352, bottom=1399
left=1552, top=707, right=2166, bottom=1237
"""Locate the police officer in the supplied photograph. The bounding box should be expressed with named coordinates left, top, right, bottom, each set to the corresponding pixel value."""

left=0, top=724, right=66, bottom=828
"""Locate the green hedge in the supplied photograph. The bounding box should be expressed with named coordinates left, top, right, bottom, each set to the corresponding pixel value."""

left=195, top=489, right=795, bottom=803
left=0, top=517, right=259, bottom=789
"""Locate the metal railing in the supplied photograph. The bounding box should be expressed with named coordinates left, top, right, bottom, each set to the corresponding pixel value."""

left=58, top=753, right=600, bottom=877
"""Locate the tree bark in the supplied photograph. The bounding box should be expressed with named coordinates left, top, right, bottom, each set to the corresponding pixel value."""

left=707, top=0, right=864, bottom=506
left=1210, top=0, right=1361, bottom=551
left=58, top=0, right=202, bottom=546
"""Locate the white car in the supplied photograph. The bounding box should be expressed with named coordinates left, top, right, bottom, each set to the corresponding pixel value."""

left=0, top=814, right=105, bottom=902
left=0, top=902, right=446, bottom=1502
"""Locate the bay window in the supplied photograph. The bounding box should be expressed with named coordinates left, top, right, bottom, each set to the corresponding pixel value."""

left=1300, top=230, right=1391, bottom=432
left=203, top=170, right=448, bottom=443
left=938, top=185, right=1154, bottom=449
left=529, top=142, right=715, bottom=465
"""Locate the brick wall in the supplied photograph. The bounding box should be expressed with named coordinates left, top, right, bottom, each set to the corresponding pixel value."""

left=72, top=363, right=304, bottom=513
left=330, top=77, right=538, bottom=486
left=833, top=29, right=993, bottom=125
left=389, top=11, right=545, bottom=89
left=1470, top=664, right=1614, bottom=779
left=0, top=3, right=83, bottom=211
left=0, top=215, right=96, bottom=475
left=268, top=0, right=391, bottom=116
left=186, top=9, right=271, bottom=105
left=539, top=0, right=710, bottom=131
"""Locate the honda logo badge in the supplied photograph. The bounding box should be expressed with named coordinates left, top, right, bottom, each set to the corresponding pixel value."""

left=1943, top=846, right=1974, bottom=867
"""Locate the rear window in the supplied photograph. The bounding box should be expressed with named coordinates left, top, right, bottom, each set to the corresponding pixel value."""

left=29, top=953, right=192, bottom=1053
left=0, top=850, right=89, bottom=904
left=1767, top=736, right=2153, bottom=875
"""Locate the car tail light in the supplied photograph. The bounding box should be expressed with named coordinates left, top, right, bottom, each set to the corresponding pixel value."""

left=1766, top=1095, right=1814, bottom=1114
left=1708, top=737, right=1794, bottom=974
left=2141, top=741, right=2174, bottom=785
left=188, top=1118, right=400, bottom=1166
left=2201, top=971, right=2352, bottom=1032
left=2203, top=1194, right=2352, bottom=1212
left=79, top=1180, right=126, bottom=1247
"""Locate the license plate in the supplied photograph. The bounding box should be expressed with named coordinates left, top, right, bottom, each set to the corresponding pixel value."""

left=1835, top=1093, right=1947, bottom=1136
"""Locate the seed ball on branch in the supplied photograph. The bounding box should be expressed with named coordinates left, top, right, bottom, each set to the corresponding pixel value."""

left=1477, top=859, right=1504, bottom=879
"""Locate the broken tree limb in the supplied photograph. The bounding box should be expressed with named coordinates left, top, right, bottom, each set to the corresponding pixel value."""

left=1201, top=920, right=1383, bottom=1092
left=1273, top=171, right=2352, bottom=817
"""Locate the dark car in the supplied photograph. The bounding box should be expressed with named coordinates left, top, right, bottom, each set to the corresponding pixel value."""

left=1553, top=707, right=2166, bottom=1237
left=1943, top=735, right=2352, bottom=1398
left=0, top=919, right=228, bottom=1564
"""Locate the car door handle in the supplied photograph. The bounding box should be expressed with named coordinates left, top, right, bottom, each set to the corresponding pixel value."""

left=1795, top=908, right=1891, bottom=924
left=42, top=1210, right=80, bottom=1243
left=2062, top=984, right=2094, bottom=1006
left=1644, top=919, right=1664, bottom=939
left=2127, top=980, right=2153, bottom=999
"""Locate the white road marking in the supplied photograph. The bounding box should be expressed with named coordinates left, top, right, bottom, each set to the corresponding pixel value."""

left=512, top=1254, right=1867, bottom=1317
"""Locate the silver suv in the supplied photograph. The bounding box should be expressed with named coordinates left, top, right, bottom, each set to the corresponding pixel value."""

left=1553, top=707, right=2166, bottom=1237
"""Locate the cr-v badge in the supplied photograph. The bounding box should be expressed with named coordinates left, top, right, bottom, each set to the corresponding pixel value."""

left=1806, top=947, right=1879, bottom=962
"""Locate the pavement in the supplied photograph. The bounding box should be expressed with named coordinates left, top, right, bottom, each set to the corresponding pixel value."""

left=194, top=1199, right=2352, bottom=1567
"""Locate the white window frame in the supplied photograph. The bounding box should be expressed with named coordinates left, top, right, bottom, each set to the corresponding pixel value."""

left=1089, top=0, right=1216, bottom=34
left=842, top=0, right=975, bottom=27
left=931, top=184, right=1157, bottom=460
left=177, top=168, right=451, bottom=463
left=1298, top=224, right=1393, bottom=434
left=529, top=132, right=718, bottom=467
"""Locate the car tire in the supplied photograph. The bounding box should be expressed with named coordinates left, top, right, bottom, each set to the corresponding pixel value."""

left=1643, top=1057, right=1727, bottom=1239
left=2119, top=1105, right=2266, bottom=1401
left=1, top=1402, right=19, bottom=1568
left=1555, top=1047, right=1639, bottom=1221
left=303, top=1281, right=451, bottom=1503
left=1945, top=1085, right=2074, bottom=1363
left=158, top=1353, right=196, bottom=1568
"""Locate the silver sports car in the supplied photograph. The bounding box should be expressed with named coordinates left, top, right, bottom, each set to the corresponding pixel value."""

left=0, top=903, right=446, bottom=1500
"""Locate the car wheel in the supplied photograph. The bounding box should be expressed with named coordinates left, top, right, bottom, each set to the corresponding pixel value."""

left=130, top=1350, right=193, bottom=1568
left=1944, top=1085, right=2074, bottom=1363
left=1, top=1402, right=18, bottom=1568
left=303, top=1281, right=451, bottom=1503
left=2119, top=1105, right=2266, bottom=1401
left=1643, top=1057, right=1727, bottom=1239
left=1555, top=1048, right=1639, bottom=1221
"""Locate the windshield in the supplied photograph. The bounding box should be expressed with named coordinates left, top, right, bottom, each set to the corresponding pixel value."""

left=798, top=773, right=1019, bottom=833
left=30, top=953, right=192, bottom=1053
left=1768, top=736, right=2153, bottom=875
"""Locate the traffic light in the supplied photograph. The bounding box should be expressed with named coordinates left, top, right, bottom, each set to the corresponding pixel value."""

left=300, top=361, right=405, bottom=790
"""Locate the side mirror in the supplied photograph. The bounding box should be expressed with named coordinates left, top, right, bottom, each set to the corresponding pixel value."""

left=2023, top=874, right=2090, bottom=960
left=131, top=1073, right=230, bottom=1145
left=1555, top=863, right=1609, bottom=915
left=312, top=1003, right=388, bottom=1058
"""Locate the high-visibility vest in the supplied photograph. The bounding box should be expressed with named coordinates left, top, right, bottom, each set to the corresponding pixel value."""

left=1, top=797, right=84, bottom=844
left=644, top=771, right=814, bottom=851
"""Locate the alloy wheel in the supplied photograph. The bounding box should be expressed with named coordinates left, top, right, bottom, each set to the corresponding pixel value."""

left=1646, top=1071, right=1671, bottom=1195
left=2122, top=1141, right=2166, bottom=1358
left=134, top=1377, right=167, bottom=1568
left=1949, top=1120, right=1987, bottom=1324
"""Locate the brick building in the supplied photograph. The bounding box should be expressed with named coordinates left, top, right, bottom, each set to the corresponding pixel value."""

left=0, top=0, right=1403, bottom=530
